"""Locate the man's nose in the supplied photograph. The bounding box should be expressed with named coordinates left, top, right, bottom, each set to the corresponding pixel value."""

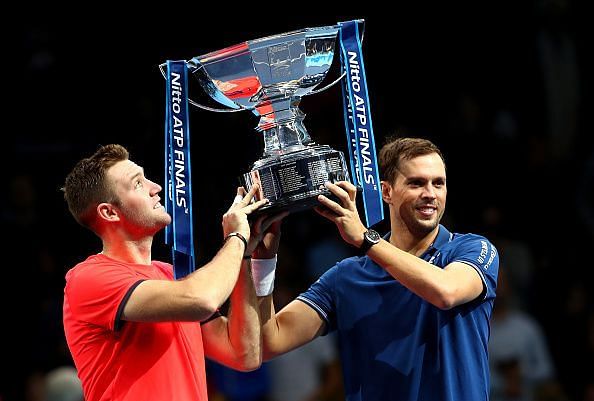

left=422, top=184, right=436, bottom=198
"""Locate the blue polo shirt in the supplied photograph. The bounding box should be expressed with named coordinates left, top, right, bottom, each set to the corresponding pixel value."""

left=298, top=225, right=499, bottom=401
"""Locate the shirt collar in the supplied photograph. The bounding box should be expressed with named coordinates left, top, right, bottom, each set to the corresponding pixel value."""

left=420, top=224, right=451, bottom=260
left=384, top=224, right=451, bottom=260
left=432, top=224, right=451, bottom=249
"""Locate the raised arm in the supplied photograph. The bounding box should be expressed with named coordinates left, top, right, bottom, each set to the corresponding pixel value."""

left=201, top=258, right=261, bottom=371
left=365, top=243, right=483, bottom=309
left=121, top=185, right=267, bottom=322
left=258, top=294, right=326, bottom=361
left=244, top=212, right=327, bottom=360
left=315, top=181, right=483, bottom=310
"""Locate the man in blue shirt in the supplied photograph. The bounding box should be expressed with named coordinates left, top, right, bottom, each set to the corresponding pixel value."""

left=248, top=137, right=499, bottom=401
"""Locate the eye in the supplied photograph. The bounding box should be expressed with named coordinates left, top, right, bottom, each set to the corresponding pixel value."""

left=409, top=180, right=423, bottom=187
left=135, top=180, right=143, bottom=189
left=433, top=179, right=446, bottom=188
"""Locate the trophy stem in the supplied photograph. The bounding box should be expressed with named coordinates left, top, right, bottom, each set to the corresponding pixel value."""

left=257, top=108, right=312, bottom=157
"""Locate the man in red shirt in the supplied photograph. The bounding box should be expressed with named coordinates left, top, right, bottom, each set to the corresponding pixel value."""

left=62, top=144, right=277, bottom=401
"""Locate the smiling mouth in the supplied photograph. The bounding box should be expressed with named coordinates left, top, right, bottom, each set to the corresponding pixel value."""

left=416, top=206, right=437, bottom=217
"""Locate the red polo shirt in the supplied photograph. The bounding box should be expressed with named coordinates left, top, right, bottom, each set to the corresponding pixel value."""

left=63, top=254, right=207, bottom=401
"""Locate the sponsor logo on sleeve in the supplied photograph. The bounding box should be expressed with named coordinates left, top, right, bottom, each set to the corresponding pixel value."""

left=477, top=240, right=496, bottom=269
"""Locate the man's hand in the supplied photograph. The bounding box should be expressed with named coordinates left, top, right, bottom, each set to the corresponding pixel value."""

left=314, top=181, right=367, bottom=247
left=247, top=211, right=289, bottom=259
left=222, top=185, right=268, bottom=243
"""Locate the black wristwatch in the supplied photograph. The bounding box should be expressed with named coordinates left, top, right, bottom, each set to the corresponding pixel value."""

left=358, top=229, right=381, bottom=254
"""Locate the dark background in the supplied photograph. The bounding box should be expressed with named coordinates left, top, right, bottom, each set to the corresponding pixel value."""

left=4, top=2, right=593, bottom=400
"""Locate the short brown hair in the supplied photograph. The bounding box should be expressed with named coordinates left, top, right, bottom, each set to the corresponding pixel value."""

left=379, top=137, right=445, bottom=183
left=62, top=144, right=129, bottom=229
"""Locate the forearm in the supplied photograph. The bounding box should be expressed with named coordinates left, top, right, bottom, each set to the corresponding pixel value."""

left=225, top=261, right=261, bottom=370
left=251, top=256, right=288, bottom=360
left=258, top=295, right=284, bottom=360
left=121, top=237, right=246, bottom=323
left=368, top=240, right=473, bottom=309
left=182, top=236, right=246, bottom=316
left=258, top=296, right=324, bottom=361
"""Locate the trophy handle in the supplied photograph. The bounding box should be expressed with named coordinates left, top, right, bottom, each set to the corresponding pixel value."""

left=159, top=63, right=255, bottom=113
left=307, top=25, right=364, bottom=97
left=308, top=71, right=347, bottom=96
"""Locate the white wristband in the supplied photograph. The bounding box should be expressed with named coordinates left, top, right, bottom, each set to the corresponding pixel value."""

left=250, top=255, right=277, bottom=297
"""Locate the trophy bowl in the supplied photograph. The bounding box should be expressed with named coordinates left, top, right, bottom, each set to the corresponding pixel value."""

left=181, top=24, right=354, bottom=216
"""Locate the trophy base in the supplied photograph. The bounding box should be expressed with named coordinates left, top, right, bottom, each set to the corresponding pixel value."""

left=247, top=187, right=350, bottom=220
left=239, top=145, right=352, bottom=218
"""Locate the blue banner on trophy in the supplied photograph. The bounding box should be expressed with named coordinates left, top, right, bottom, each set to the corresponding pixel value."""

left=160, top=19, right=384, bottom=227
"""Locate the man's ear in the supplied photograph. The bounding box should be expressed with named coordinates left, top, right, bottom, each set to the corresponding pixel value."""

left=97, top=203, right=119, bottom=222
left=381, top=181, right=392, bottom=204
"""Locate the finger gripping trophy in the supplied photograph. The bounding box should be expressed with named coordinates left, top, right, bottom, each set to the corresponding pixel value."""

left=161, top=19, right=383, bottom=224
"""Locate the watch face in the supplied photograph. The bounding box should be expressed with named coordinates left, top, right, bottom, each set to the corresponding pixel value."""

left=365, top=229, right=381, bottom=243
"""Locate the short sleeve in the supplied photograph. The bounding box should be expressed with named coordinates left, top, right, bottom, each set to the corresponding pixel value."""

left=450, top=234, right=499, bottom=301
left=65, top=262, right=144, bottom=331
left=297, top=264, right=339, bottom=333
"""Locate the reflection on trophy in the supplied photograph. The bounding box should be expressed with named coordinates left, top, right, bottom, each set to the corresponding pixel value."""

left=163, top=23, right=359, bottom=216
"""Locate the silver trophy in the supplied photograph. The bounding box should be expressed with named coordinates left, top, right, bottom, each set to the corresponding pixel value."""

left=162, top=24, right=354, bottom=216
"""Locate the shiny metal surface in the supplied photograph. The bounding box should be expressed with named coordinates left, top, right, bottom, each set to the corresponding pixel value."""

left=186, top=25, right=341, bottom=157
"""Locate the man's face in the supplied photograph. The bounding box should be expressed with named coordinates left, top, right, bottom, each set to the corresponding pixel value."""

left=383, top=153, right=447, bottom=237
left=106, top=160, right=171, bottom=235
